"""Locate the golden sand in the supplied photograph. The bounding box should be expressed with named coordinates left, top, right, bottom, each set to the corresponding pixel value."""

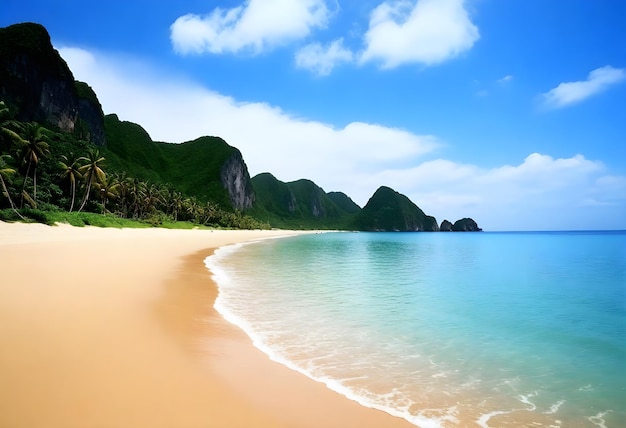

left=0, top=222, right=414, bottom=428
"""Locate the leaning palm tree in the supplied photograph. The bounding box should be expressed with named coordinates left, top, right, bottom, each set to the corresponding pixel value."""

left=58, top=153, right=86, bottom=212
left=17, top=122, right=50, bottom=206
left=0, top=154, right=25, bottom=220
left=77, top=149, right=106, bottom=212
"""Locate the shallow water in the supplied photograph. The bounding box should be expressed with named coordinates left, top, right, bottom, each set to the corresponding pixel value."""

left=206, top=231, right=626, bottom=427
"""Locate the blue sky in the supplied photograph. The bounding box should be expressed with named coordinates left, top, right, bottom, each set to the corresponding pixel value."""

left=3, top=0, right=625, bottom=230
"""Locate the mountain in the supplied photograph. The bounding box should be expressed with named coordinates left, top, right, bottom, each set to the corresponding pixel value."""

left=452, top=217, right=482, bottom=231
left=327, top=191, right=361, bottom=214
left=249, top=173, right=358, bottom=229
left=0, top=22, right=105, bottom=146
left=352, top=186, right=439, bottom=231
left=0, top=21, right=482, bottom=231
left=440, top=219, right=453, bottom=231
left=103, top=114, right=254, bottom=210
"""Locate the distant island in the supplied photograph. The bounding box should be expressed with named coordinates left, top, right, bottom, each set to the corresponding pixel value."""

left=0, top=22, right=481, bottom=232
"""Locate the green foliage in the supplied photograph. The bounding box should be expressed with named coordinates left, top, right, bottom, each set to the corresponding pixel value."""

left=74, top=81, right=102, bottom=111
left=103, top=114, right=238, bottom=208
left=102, top=114, right=164, bottom=183
left=327, top=191, right=361, bottom=214
left=452, top=217, right=482, bottom=232
left=0, top=109, right=269, bottom=230
left=248, top=173, right=358, bottom=229
left=0, top=23, right=54, bottom=58
left=155, top=136, right=235, bottom=207
left=1, top=22, right=468, bottom=232
left=0, top=207, right=52, bottom=224
left=352, top=186, right=438, bottom=232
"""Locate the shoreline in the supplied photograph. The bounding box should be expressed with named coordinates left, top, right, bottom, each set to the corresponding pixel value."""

left=0, top=222, right=414, bottom=428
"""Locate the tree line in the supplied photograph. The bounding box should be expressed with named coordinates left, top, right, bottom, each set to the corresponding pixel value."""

left=0, top=102, right=269, bottom=229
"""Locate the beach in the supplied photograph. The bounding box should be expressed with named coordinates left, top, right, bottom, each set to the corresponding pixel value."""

left=0, top=221, right=414, bottom=428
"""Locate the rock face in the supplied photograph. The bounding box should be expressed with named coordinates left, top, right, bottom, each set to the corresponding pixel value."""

left=220, top=149, right=255, bottom=211
left=440, top=219, right=453, bottom=231
left=0, top=23, right=105, bottom=145
left=75, top=81, right=106, bottom=146
left=452, top=218, right=482, bottom=231
left=353, top=186, right=439, bottom=232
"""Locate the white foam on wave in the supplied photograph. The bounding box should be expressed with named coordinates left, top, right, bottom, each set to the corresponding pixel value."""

left=517, top=391, right=538, bottom=411
left=476, top=409, right=516, bottom=428
left=476, top=391, right=543, bottom=428
left=205, top=242, right=448, bottom=428
left=544, top=400, right=565, bottom=415
left=588, top=410, right=612, bottom=428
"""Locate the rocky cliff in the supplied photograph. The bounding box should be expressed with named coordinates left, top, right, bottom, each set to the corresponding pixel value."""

left=75, top=81, right=106, bottom=146
left=104, top=115, right=255, bottom=211
left=0, top=22, right=105, bottom=146
left=220, top=149, right=255, bottom=211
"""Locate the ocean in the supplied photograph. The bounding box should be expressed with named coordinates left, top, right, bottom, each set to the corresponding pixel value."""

left=205, top=231, right=626, bottom=427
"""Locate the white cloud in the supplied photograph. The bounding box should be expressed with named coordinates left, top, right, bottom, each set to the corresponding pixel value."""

left=170, top=0, right=330, bottom=55
left=59, top=46, right=437, bottom=204
left=370, top=153, right=625, bottom=230
left=295, top=38, right=354, bottom=76
left=360, top=0, right=479, bottom=68
left=498, top=74, right=513, bottom=83
left=59, top=46, right=626, bottom=231
left=542, top=65, right=626, bottom=108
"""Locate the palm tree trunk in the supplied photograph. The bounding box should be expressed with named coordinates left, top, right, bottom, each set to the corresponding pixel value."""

left=32, top=166, right=37, bottom=204
left=69, top=182, right=76, bottom=212
left=0, top=175, right=26, bottom=220
left=21, top=159, right=32, bottom=208
left=78, top=181, right=91, bottom=212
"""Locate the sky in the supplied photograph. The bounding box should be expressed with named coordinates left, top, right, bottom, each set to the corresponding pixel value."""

left=2, top=0, right=625, bottom=230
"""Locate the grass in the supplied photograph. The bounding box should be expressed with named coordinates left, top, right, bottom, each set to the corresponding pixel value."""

left=0, top=209, right=220, bottom=230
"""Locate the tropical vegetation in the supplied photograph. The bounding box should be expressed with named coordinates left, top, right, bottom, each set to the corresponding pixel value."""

left=0, top=101, right=269, bottom=229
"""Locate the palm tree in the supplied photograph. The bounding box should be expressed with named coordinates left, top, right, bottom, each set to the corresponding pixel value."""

left=94, top=174, right=120, bottom=214
left=124, top=177, right=146, bottom=219
left=58, top=153, right=86, bottom=212
left=142, top=184, right=164, bottom=217
left=201, top=201, right=220, bottom=225
left=17, top=122, right=50, bottom=206
left=0, top=154, right=25, bottom=220
left=77, top=149, right=106, bottom=212
left=111, top=172, right=129, bottom=217
left=168, top=189, right=184, bottom=222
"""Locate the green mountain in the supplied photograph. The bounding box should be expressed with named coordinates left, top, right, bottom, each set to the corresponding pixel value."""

left=452, top=217, right=482, bottom=231
left=249, top=173, right=358, bottom=229
left=327, top=191, right=361, bottom=214
left=103, top=114, right=254, bottom=210
left=0, top=21, right=482, bottom=231
left=352, top=186, right=439, bottom=231
left=0, top=22, right=105, bottom=146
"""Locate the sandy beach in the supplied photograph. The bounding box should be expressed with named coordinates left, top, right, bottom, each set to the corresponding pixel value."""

left=0, top=221, right=414, bottom=428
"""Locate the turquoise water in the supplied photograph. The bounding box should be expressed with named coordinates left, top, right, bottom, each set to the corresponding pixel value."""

left=206, top=231, right=626, bottom=427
